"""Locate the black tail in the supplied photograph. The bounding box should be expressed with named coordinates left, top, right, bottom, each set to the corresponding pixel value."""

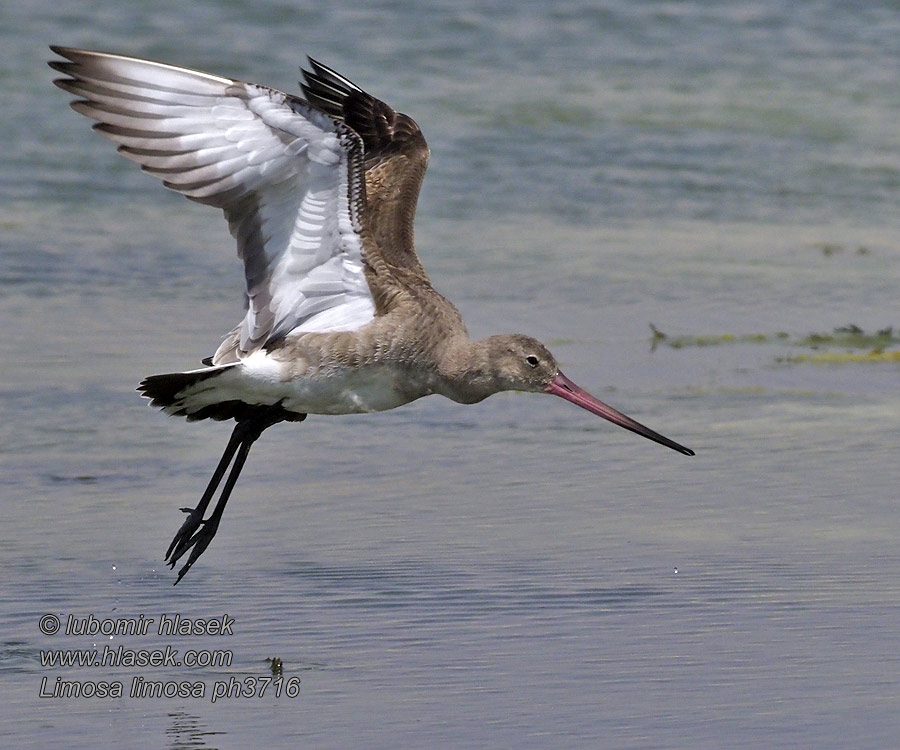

left=138, top=366, right=246, bottom=422
left=138, top=366, right=306, bottom=424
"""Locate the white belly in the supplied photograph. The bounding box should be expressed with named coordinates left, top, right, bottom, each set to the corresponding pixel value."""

left=282, top=366, right=420, bottom=414
left=196, top=352, right=427, bottom=416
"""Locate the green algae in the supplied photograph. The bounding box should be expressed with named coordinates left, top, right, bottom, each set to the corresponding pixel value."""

left=651, top=323, right=900, bottom=364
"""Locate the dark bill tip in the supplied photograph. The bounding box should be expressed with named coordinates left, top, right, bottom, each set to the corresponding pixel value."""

left=545, top=371, right=694, bottom=456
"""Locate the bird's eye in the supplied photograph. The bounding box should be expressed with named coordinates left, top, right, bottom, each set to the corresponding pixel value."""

left=525, top=355, right=540, bottom=368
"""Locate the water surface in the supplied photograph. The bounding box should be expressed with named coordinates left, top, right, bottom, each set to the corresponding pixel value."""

left=2, top=1, right=900, bottom=748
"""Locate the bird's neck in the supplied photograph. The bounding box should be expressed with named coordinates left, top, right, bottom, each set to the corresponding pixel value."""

left=435, top=335, right=503, bottom=404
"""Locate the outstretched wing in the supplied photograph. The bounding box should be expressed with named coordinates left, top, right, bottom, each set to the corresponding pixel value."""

left=301, top=59, right=430, bottom=278
left=50, top=46, right=375, bottom=356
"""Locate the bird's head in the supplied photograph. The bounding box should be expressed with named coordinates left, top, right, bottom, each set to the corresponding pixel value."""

left=469, top=333, right=694, bottom=456
left=482, top=334, right=560, bottom=394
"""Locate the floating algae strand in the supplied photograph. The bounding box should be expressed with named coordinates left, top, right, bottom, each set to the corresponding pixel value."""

left=650, top=324, right=788, bottom=350
left=784, top=350, right=900, bottom=364
left=650, top=324, right=900, bottom=364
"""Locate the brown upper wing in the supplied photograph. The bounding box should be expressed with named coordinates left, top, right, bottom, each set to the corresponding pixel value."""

left=301, top=60, right=430, bottom=278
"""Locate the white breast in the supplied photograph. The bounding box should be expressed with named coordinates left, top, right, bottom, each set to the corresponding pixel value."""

left=238, top=351, right=426, bottom=415
left=285, top=366, right=422, bottom=414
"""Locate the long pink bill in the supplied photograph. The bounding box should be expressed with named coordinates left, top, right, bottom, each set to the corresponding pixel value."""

left=545, top=371, right=694, bottom=456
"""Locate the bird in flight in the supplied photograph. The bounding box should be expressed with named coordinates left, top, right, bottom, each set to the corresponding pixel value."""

left=50, top=47, right=694, bottom=583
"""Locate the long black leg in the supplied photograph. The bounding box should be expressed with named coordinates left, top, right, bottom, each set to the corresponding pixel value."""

left=164, top=406, right=298, bottom=584
left=169, top=435, right=257, bottom=584
left=164, top=426, right=244, bottom=562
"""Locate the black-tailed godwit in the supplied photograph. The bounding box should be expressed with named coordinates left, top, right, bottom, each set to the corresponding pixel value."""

left=50, top=47, right=694, bottom=583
